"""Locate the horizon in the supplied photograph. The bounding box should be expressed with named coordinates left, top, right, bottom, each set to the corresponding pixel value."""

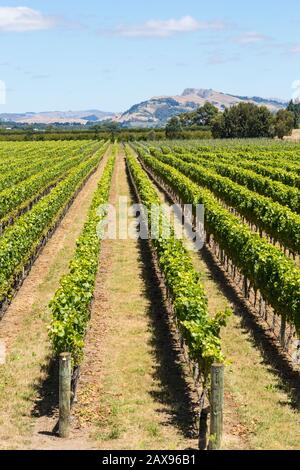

left=0, top=1, right=299, bottom=113
left=0, top=86, right=290, bottom=115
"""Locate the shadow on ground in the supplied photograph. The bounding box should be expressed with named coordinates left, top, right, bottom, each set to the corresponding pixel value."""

left=137, top=236, right=198, bottom=441
left=127, top=165, right=198, bottom=441
left=31, top=358, right=59, bottom=434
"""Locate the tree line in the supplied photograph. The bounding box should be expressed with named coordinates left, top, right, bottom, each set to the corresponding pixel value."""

left=166, top=101, right=300, bottom=139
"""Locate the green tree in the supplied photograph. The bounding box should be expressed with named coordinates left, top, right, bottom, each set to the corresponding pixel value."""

left=165, top=116, right=183, bottom=139
left=179, top=102, right=219, bottom=129
left=287, top=100, right=300, bottom=128
left=211, top=114, right=226, bottom=138
left=249, top=106, right=273, bottom=137
left=274, top=109, right=295, bottom=139
left=196, top=102, right=219, bottom=126
left=211, top=103, right=274, bottom=138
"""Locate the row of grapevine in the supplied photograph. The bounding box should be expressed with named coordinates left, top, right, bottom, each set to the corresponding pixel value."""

left=0, top=141, right=101, bottom=192
left=166, top=142, right=300, bottom=174
left=218, top=159, right=300, bottom=188
left=0, top=142, right=107, bottom=233
left=143, top=147, right=300, bottom=256
left=0, top=148, right=105, bottom=313
left=49, top=146, right=116, bottom=365
left=184, top=148, right=300, bottom=183
left=136, top=149, right=300, bottom=333
left=0, top=140, right=94, bottom=180
left=125, top=146, right=229, bottom=381
left=157, top=147, right=300, bottom=213
left=176, top=140, right=300, bottom=163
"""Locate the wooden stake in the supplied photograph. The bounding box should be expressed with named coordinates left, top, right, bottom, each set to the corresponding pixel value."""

left=280, top=317, right=286, bottom=350
left=59, top=352, right=71, bottom=438
left=209, top=363, right=224, bottom=450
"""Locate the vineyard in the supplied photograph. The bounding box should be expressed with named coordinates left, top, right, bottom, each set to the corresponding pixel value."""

left=0, top=139, right=300, bottom=450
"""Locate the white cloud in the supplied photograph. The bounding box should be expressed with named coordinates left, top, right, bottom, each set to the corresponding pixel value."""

left=112, top=16, right=226, bottom=38
left=233, top=31, right=271, bottom=44
left=0, top=7, right=57, bottom=32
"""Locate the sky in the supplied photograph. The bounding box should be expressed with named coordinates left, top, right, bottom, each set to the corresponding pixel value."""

left=0, top=0, right=300, bottom=113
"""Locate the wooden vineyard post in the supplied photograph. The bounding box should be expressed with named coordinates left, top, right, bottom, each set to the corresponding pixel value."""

left=280, top=316, right=286, bottom=350
left=209, top=363, right=224, bottom=450
left=59, top=352, right=71, bottom=438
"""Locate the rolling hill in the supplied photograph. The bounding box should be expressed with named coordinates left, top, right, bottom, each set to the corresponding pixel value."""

left=0, top=88, right=288, bottom=127
left=115, top=88, right=287, bottom=127
left=0, top=110, right=115, bottom=125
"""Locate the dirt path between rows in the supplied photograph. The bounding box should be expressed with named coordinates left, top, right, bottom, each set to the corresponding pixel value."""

left=0, top=146, right=111, bottom=450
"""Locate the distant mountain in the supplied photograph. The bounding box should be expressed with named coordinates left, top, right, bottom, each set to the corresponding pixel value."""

left=0, top=89, right=289, bottom=127
left=115, top=88, right=288, bottom=128
left=0, top=110, right=115, bottom=124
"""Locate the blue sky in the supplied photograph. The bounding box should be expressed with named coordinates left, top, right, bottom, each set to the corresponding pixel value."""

left=0, top=0, right=300, bottom=112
